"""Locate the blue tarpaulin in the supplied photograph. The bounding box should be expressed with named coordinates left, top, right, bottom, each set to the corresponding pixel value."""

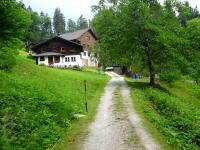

left=133, top=74, right=141, bottom=79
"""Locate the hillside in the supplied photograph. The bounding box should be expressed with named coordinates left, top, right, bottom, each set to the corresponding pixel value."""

left=0, top=51, right=109, bottom=149
left=127, top=78, right=200, bottom=149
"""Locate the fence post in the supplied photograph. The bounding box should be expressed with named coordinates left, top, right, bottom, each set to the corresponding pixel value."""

left=84, top=80, right=88, bottom=112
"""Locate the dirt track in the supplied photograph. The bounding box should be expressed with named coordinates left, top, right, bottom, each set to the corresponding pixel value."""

left=82, top=72, right=160, bottom=150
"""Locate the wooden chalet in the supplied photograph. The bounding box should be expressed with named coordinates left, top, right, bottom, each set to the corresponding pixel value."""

left=31, top=28, right=98, bottom=67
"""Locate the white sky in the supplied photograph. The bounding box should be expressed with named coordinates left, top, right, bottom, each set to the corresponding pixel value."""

left=21, top=0, right=200, bottom=21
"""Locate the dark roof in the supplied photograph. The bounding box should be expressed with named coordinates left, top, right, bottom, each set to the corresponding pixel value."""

left=59, top=28, right=97, bottom=41
left=31, top=36, right=83, bottom=52
left=33, top=52, right=64, bottom=57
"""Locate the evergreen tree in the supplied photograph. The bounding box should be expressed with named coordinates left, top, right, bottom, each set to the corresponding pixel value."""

left=177, top=1, right=200, bottom=27
left=77, top=15, right=88, bottom=29
left=40, top=12, right=53, bottom=41
left=27, top=9, right=41, bottom=44
left=67, top=19, right=77, bottom=32
left=53, top=8, right=65, bottom=35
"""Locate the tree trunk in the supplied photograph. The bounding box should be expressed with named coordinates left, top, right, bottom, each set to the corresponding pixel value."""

left=150, top=71, right=155, bottom=86
left=147, top=49, right=155, bottom=86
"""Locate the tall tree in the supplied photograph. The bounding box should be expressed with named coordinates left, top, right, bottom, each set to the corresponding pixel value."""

left=40, top=12, right=53, bottom=41
left=67, top=19, right=77, bottom=32
left=27, top=8, right=53, bottom=44
left=77, top=15, right=88, bottom=29
left=92, top=0, right=187, bottom=85
left=0, top=0, right=31, bottom=70
left=53, top=8, right=65, bottom=35
left=177, top=1, right=200, bottom=27
left=182, top=18, right=200, bottom=83
left=27, top=9, right=41, bottom=44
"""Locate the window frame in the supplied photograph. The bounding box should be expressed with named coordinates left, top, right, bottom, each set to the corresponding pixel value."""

left=54, top=56, right=60, bottom=63
left=71, top=57, right=76, bottom=62
left=65, top=57, right=70, bottom=62
left=40, top=56, right=45, bottom=61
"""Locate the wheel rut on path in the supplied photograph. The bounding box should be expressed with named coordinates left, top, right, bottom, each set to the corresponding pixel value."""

left=81, top=72, right=160, bottom=150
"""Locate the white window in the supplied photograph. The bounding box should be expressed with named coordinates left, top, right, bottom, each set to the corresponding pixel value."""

left=71, top=57, right=76, bottom=62
left=65, top=57, right=70, bottom=62
left=84, top=52, right=87, bottom=56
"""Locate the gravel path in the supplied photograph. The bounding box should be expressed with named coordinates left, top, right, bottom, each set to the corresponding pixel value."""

left=82, top=72, right=160, bottom=150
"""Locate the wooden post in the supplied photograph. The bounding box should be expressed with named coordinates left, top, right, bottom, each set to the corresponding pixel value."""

left=84, top=80, right=88, bottom=112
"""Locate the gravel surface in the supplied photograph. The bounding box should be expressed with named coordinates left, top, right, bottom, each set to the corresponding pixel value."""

left=82, top=72, right=160, bottom=150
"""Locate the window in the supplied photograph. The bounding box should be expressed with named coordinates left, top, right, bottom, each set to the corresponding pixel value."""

left=86, top=36, right=90, bottom=41
left=84, top=52, right=87, bottom=56
left=54, top=56, right=60, bottom=63
left=65, top=57, right=70, bottom=62
left=40, top=57, right=45, bottom=61
left=61, top=47, right=65, bottom=52
left=71, top=57, right=76, bottom=62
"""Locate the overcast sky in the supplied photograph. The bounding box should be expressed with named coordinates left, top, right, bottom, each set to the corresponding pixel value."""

left=21, top=0, right=200, bottom=21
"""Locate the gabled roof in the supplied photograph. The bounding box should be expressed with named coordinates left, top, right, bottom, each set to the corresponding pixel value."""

left=31, top=36, right=83, bottom=52
left=59, top=28, right=97, bottom=41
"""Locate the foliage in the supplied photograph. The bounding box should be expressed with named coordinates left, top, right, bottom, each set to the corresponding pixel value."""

left=92, top=0, right=190, bottom=86
left=176, top=1, right=200, bottom=27
left=66, top=15, right=89, bottom=32
left=0, top=0, right=31, bottom=70
left=27, top=9, right=42, bottom=44
left=53, top=8, right=66, bottom=35
left=0, top=40, right=23, bottom=70
left=40, top=12, right=53, bottom=41
left=0, top=51, right=109, bottom=149
left=27, top=9, right=53, bottom=44
left=71, top=65, right=83, bottom=71
left=67, top=19, right=77, bottom=32
left=127, top=79, right=200, bottom=149
left=77, top=15, right=89, bottom=30
left=182, top=18, right=200, bottom=83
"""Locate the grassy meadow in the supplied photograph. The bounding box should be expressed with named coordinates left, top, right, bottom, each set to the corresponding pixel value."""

left=0, top=51, right=109, bottom=149
left=126, top=78, right=200, bottom=150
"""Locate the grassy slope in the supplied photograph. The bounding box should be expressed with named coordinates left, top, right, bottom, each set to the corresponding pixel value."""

left=0, top=51, right=109, bottom=150
left=126, top=78, right=200, bottom=150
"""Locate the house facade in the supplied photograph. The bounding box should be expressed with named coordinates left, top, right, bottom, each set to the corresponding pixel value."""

left=31, top=29, right=98, bottom=68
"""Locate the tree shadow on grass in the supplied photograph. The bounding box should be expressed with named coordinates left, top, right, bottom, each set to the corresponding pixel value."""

left=127, top=79, right=172, bottom=95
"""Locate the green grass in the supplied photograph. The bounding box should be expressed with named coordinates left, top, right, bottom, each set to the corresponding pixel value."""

left=82, top=66, right=102, bottom=74
left=126, top=78, right=200, bottom=150
left=0, top=51, right=109, bottom=150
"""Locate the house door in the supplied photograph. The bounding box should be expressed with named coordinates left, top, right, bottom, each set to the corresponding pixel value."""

left=48, top=56, right=54, bottom=66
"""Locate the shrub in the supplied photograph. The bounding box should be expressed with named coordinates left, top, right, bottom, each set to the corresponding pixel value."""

left=0, top=41, right=19, bottom=70
left=143, top=88, right=200, bottom=149
left=159, top=69, right=181, bottom=84
left=72, top=65, right=83, bottom=71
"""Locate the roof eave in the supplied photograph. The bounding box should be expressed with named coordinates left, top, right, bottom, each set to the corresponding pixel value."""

left=31, top=36, right=84, bottom=52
